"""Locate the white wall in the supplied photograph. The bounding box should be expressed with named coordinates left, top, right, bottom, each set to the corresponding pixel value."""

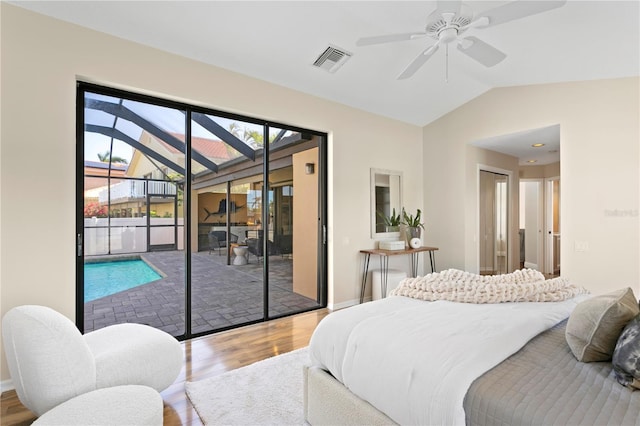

left=0, top=4, right=423, bottom=381
left=423, top=77, right=639, bottom=296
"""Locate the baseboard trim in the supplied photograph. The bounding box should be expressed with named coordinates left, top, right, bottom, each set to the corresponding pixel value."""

left=524, top=262, right=539, bottom=270
left=1, top=378, right=14, bottom=394
left=328, top=298, right=363, bottom=311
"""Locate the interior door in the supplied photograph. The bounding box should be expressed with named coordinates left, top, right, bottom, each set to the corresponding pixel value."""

left=479, top=170, right=509, bottom=275
left=545, top=177, right=561, bottom=275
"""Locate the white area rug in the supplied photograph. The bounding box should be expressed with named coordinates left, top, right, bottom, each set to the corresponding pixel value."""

left=185, top=347, right=309, bottom=425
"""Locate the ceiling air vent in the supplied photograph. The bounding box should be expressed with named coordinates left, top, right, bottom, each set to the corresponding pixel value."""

left=312, top=45, right=352, bottom=73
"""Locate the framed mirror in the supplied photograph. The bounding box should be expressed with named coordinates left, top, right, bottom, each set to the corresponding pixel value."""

left=370, top=168, right=403, bottom=239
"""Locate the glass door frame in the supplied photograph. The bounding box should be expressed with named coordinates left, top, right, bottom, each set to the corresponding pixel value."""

left=76, top=82, right=328, bottom=340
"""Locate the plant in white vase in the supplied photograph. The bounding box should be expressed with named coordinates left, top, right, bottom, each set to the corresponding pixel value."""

left=401, top=208, right=424, bottom=247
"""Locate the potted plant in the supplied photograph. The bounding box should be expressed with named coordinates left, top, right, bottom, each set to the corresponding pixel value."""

left=402, top=208, right=424, bottom=244
left=377, top=208, right=401, bottom=232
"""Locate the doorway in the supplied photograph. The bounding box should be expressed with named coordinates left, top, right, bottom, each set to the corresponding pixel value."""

left=545, top=177, right=561, bottom=276
left=518, top=178, right=560, bottom=276
left=147, top=192, right=179, bottom=252
left=519, top=180, right=544, bottom=271
left=479, top=170, right=509, bottom=275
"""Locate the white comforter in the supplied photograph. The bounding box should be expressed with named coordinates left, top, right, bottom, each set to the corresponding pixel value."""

left=309, top=294, right=590, bottom=425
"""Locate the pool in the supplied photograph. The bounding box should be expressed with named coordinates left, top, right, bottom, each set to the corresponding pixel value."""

left=84, top=259, right=162, bottom=302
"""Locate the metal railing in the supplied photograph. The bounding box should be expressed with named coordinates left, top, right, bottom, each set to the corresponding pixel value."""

left=98, top=180, right=177, bottom=203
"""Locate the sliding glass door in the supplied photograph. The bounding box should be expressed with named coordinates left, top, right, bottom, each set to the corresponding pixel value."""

left=80, top=90, right=187, bottom=335
left=267, top=128, right=321, bottom=318
left=188, top=112, right=266, bottom=335
left=77, top=83, right=326, bottom=340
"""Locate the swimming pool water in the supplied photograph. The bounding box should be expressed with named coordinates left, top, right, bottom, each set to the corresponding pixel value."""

left=84, top=259, right=161, bottom=302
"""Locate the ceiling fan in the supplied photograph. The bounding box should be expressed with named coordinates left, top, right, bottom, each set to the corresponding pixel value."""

left=356, top=0, right=567, bottom=80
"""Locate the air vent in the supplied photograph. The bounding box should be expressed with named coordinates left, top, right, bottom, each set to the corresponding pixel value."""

left=312, top=45, right=352, bottom=73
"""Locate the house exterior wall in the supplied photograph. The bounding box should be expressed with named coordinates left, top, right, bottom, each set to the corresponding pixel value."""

left=292, top=148, right=319, bottom=299
left=0, top=4, right=423, bottom=382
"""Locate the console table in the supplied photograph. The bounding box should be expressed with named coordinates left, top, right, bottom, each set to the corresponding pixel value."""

left=359, top=246, right=438, bottom=304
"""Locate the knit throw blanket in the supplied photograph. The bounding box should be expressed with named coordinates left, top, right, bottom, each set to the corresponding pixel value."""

left=389, top=269, right=587, bottom=303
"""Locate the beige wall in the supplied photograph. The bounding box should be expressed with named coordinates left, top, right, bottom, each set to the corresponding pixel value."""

left=423, top=77, right=639, bottom=296
left=0, top=4, right=423, bottom=382
left=519, top=161, right=560, bottom=179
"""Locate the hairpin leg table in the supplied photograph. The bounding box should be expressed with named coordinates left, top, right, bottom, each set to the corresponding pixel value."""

left=359, top=246, right=438, bottom=304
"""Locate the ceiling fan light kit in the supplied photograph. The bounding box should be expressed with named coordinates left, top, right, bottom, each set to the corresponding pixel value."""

left=356, top=0, right=567, bottom=80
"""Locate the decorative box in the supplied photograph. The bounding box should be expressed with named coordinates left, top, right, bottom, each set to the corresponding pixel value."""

left=379, top=240, right=405, bottom=251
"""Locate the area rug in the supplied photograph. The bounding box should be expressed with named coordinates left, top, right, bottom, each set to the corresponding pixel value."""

left=185, top=347, right=310, bottom=425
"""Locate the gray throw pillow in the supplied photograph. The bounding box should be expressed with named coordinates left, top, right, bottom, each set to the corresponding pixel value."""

left=565, top=287, right=639, bottom=362
left=612, top=314, right=640, bottom=389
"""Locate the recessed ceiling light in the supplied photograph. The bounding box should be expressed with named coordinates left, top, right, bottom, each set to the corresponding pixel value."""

left=527, top=160, right=537, bottom=163
left=532, top=143, right=545, bottom=147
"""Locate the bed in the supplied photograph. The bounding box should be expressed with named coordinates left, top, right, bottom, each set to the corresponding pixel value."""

left=304, top=273, right=640, bottom=425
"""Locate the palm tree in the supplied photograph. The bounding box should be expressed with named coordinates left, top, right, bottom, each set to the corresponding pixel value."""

left=242, top=129, right=264, bottom=147
left=227, top=123, right=264, bottom=149
left=97, top=151, right=128, bottom=164
left=228, top=123, right=242, bottom=139
left=228, top=122, right=280, bottom=149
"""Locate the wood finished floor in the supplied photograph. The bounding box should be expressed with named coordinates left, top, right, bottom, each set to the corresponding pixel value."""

left=0, top=308, right=330, bottom=426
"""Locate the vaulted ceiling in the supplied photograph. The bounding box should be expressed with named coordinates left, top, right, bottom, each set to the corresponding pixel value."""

left=10, top=1, right=640, bottom=163
left=12, top=1, right=639, bottom=127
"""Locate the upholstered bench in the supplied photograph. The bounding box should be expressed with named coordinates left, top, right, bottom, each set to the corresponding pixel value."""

left=32, top=385, right=162, bottom=426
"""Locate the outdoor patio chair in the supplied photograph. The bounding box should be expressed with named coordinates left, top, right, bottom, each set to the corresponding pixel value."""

left=274, top=234, right=293, bottom=258
left=245, top=237, right=275, bottom=261
left=209, top=230, right=239, bottom=255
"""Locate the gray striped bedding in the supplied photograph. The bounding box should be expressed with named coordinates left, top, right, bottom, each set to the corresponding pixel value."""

left=464, top=319, right=640, bottom=426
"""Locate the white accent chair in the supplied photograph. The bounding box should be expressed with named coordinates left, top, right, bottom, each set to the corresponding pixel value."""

left=2, top=305, right=183, bottom=419
left=32, top=385, right=163, bottom=426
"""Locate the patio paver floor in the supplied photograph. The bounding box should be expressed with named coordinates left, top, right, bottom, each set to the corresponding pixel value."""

left=84, top=250, right=320, bottom=335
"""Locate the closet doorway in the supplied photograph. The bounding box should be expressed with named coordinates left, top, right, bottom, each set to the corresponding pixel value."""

left=479, top=169, right=509, bottom=275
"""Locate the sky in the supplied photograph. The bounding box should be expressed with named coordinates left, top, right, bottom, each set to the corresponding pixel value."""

left=83, top=92, right=264, bottom=164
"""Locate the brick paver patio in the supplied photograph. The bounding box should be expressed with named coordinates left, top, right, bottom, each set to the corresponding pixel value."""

left=84, top=250, right=320, bottom=336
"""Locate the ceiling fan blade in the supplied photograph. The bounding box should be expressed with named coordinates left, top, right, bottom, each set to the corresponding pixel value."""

left=356, top=32, right=427, bottom=47
left=457, top=36, right=506, bottom=67
left=397, top=43, right=440, bottom=80
left=475, top=0, right=567, bottom=29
